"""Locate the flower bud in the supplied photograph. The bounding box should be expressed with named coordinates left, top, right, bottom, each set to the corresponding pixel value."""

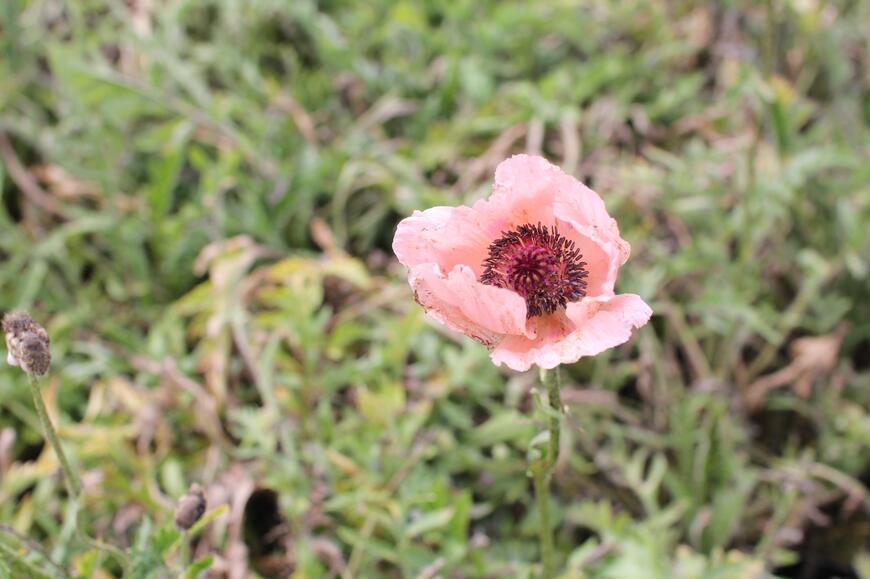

left=2, top=312, right=51, bottom=377
left=175, top=483, right=207, bottom=530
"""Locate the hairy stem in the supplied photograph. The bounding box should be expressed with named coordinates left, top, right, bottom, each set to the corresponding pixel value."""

left=544, top=368, right=562, bottom=468
left=27, top=375, right=131, bottom=573
left=533, top=462, right=554, bottom=578
left=179, top=530, right=190, bottom=573
left=27, top=375, right=81, bottom=497
left=533, top=367, right=563, bottom=578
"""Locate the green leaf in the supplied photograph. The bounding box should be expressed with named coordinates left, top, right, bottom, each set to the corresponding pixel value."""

left=471, top=412, right=535, bottom=447
left=406, top=507, right=454, bottom=539
left=184, top=554, right=215, bottom=579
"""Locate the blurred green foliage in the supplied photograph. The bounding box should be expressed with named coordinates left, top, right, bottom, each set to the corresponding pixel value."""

left=0, top=0, right=868, bottom=577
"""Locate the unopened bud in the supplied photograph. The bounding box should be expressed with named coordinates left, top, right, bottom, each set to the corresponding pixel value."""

left=2, top=312, right=51, bottom=377
left=174, top=483, right=207, bottom=530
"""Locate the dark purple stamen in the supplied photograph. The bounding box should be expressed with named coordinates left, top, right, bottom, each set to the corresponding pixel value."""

left=480, top=223, right=588, bottom=318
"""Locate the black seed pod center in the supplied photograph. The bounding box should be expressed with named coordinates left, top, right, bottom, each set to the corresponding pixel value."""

left=480, top=223, right=588, bottom=318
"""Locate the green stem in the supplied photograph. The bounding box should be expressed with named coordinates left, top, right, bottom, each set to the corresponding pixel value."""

left=533, top=367, right=563, bottom=579
left=179, top=530, right=190, bottom=572
left=544, top=368, right=562, bottom=468
left=27, top=375, right=81, bottom=497
left=0, top=539, right=55, bottom=579
left=533, top=463, right=554, bottom=578
left=27, top=375, right=131, bottom=573
left=80, top=533, right=130, bottom=575
left=0, top=525, right=69, bottom=578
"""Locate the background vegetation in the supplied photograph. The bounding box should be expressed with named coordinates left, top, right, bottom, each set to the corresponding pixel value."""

left=0, top=0, right=868, bottom=577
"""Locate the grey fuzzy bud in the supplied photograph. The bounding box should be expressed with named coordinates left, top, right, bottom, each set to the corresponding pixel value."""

left=2, top=312, right=51, bottom=377
left=175, top=483, right=207, bottom=530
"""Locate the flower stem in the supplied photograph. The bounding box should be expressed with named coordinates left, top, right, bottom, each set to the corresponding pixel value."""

left=534, top=367, right=563, bottom=578
left=27, top=375, right=81, bottom=497
left=544, top=367, right=562, bottom=469
left=27, top=375, right=131, bottom=573
left=532, top=462, right=554, bottom=578
left=179, top=530, right=190, bottom=572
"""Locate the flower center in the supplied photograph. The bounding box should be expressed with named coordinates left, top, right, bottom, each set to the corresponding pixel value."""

left=480, top=223, right=588, bottom=318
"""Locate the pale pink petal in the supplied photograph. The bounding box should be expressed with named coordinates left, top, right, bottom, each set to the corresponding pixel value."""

left=393, top=154, right=650, bottom=372
left=551, top=170, right=631, bottom=296
left=555, top=219, right=617, bottom=298
left=468, top=154, right=562, bottom=239
left=393, top=206, right=494, bottom=276
left=409, top=263, right=533, bottom=345
left=392, top=155, right=587, bottom=277
left=492, top=154, right=563, bottom=204
left=493, top=154, right=630, bottom=296
left=393, top=171, right=559, bottom=279
left=490, top=294, right=652, bottom=371
left=550, top=170, right=623, bottom=246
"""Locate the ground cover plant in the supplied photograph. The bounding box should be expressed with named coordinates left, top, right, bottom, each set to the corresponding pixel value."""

left=0, top=0, right=868, bottom=577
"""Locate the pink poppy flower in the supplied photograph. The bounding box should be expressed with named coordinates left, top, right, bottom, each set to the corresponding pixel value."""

left=392, top=154, right=652, bottom=372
